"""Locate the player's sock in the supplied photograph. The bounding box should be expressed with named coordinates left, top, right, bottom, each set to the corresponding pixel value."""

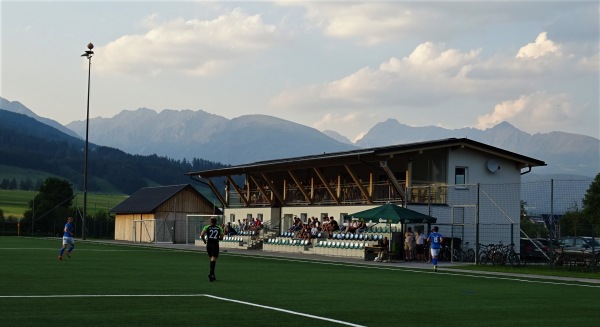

left=210, top=261, right=216, bottom=275
left=68, top=245, right=74, bottom=253
left=432, top=257, right=438, bottom=266
left=60, top=248, right=65, bottom=256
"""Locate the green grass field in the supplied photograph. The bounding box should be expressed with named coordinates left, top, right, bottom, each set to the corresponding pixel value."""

left=1, top=237, right=598, bottom=326
left=0, top=189, right=127, bottom=218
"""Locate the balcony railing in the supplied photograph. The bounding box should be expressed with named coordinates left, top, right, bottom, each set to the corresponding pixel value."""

left=226, top=181, right=435, bottom=207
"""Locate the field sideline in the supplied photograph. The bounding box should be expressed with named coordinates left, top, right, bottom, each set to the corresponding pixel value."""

left=0, top=237, right=598, bottom=327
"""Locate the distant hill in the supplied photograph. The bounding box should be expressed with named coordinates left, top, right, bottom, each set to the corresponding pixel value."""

left=0, top=96, right=80, bottom=138
left=0, top=109, right=225, bottom=195
left=4, top=96, right=598, bottom=178
left=356, top=119, right=599, bottom=178
left=323, top=130, right=353, bottom=144
left=66, top=109, right=357, bottom=165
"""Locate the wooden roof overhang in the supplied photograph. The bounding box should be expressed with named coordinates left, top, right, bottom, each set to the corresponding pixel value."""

left=186, top=138, right=546, bottom=207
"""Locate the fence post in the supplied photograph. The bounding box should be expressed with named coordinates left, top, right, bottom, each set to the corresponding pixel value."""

left=510, top=223, right=514, bottom=248
left=550, top=179, right=554, bottom=267
left=475, top=183, right=480, bottom=264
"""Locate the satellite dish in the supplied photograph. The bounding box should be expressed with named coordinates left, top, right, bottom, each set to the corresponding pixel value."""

left=486, top=159, right=499, bottom=173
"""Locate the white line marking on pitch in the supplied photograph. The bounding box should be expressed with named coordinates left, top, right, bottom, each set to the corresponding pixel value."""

left=0, top=293, right=365, bottom=327
left=224, top=252, right=600, bottom=288
left=204, top=294, right=365, bottom=327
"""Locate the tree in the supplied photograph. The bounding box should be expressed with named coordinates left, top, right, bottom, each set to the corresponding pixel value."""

left=22, top=177, right=74, bottom=236
left=582, top=173, right=600, bottom=226
left=558, top=174, right=600, bottom=237
left=520, top=200, right=548, bottom=238
left=8, top=178, right=17, bottom=190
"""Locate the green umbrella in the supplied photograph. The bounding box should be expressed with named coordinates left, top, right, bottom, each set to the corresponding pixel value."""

left=349, top=203, right=436, bottom=224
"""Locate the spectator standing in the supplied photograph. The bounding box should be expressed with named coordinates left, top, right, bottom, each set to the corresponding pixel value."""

left=404, top=227, right=415, bottom=261
left=416, top=231, right=426, bottom=262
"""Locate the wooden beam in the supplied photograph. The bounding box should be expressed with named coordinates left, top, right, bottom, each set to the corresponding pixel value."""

left=226, top=176, right=249, bottom=207
left=205, top=178, right=228, bottom=208
left=312, top=168, right=340, bottom=204
left=343, top=164, right=372, bottom=204
left=249, top=175, right=273, bottom=206
left=260, top=173, right=286, bottom=205
left=379, top=161, right=406, bottom=201
left=287, top=170, right=312, bottom=204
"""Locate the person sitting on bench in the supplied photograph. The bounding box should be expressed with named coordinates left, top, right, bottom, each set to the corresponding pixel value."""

left=374, top=237, right=390, bottom=262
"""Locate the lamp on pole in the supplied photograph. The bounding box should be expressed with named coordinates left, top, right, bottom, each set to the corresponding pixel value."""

left=81, top=42, right=94, bottom=240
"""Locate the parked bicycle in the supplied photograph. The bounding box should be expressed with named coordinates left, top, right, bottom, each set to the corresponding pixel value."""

left=478, top=242, right=520, bottom=267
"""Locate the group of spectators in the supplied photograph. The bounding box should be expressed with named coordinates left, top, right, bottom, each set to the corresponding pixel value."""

left=403, top=227, right=428, bottom=262
left=222, top=218, right=264, bottom=237
left=287, top=216, right=346, bottom=241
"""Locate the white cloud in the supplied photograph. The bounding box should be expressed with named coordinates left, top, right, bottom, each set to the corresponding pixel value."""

left=94, top=8, right=280, bottom=76
left=476, top=92, right=580, bottom=133
left=516, top=32, right=562, bottom=59
left=271, top=41, right=483, bottom=109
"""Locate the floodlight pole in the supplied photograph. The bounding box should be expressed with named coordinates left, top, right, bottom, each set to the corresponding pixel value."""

left=81, top=42, right=94, bottom=240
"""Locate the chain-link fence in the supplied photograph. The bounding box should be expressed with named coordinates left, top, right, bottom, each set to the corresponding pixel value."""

left=407, top=179, right=597, bottom=271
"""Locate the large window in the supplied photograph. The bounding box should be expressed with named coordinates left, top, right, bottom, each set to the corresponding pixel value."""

left=455, top=167, right=467, bottom=186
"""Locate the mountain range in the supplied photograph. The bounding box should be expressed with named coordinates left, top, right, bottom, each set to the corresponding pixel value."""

left=1, top=96, right=598, bottom=178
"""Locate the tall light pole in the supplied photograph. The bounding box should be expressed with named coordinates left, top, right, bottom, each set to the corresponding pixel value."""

left=81, top=42, right=94, bottom=240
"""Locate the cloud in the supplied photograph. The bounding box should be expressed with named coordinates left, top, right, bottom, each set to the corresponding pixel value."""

left=271, top=28, right=598, bottom=139
left=516, top=32, right=562, bottom=59
left=94, top=8, right=280, bottom=76
left=476, top=92, right=581, bottom=133
left=271, top=41, right=483, bottom=109
left=276, top=2, right=418, bottom=45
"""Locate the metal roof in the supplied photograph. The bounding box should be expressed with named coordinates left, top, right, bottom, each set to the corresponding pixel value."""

left=186, top=137, right=546, bottom=177
left=110, top=184, right=203, bottom=214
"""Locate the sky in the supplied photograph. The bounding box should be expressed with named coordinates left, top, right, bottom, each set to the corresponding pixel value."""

left=1, top=1, right=599, bottom=142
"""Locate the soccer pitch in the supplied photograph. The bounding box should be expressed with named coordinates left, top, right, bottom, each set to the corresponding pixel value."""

left=0, top=237, right=598, bottom=327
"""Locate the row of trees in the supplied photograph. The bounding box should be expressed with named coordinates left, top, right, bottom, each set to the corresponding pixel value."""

left=0, top=177, right=42, bottom=191
left=13, top=177, right=114, bottom=238
left=1, top=110, right=227, bottom=194
left=520, top=173, right=600, bottom=238
left=559, top=172, right=600, bottom=237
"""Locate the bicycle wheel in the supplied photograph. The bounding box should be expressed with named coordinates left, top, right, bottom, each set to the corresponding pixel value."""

left=509, top=252, right=521, bottom=267
left=492, top=252, right=505, bottom=266
left=467, top=249, right=475, bottom=262
left=478, top=252, right=489, bottom=265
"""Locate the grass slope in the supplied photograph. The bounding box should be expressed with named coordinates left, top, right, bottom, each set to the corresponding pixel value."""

left=0, top=190, right=128, bottom=218
left=0, top=237, right=598, bottom=327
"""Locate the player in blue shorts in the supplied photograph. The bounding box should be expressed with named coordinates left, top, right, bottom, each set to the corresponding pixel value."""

left=59, top=217, right=75, bottom=261
left=427, top=226, right=443, bottom=271
left=200, top=217, right=224, bottom=282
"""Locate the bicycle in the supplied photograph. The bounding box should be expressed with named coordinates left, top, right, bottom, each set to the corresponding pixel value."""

left=490, top=242, right=521, bottom=267
left=462, top=241, right=475, bottom=262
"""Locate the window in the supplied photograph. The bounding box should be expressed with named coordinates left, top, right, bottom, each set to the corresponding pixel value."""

left=229, top=214, right=235, bottom=223
left=455, top=167, right=467, bottom=187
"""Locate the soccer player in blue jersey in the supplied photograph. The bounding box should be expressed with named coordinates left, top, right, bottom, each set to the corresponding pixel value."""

left=427, top=226, right=443, bottom=271
left=59, top=217, right=75, bottom=261
left=200, top=217, right=224, bottom=282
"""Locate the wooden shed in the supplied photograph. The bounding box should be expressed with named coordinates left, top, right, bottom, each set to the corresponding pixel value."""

left=110, top=184, right=220, bottom=244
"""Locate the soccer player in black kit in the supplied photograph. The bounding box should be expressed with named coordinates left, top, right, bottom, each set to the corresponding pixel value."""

left=200, top=217, right=224, bottom=282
